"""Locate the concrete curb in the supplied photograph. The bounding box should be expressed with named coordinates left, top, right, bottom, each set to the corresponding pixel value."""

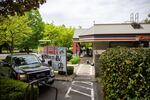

left=54, top=74, right=76, bottom=82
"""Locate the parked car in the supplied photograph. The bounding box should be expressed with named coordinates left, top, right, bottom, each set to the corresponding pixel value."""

left=1, top=54, right=55, bottom=86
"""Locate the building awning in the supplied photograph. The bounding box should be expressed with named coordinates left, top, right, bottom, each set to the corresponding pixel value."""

left=78, top=34, right=150, bottom=42
left=73, top=23, right=150, bottom=42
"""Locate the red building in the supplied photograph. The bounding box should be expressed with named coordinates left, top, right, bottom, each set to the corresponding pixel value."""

left=72, top=42, right=80, bottom=55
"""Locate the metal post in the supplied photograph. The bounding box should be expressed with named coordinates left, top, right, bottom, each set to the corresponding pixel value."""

left=47, top=42, right=48, bottom=55
left=76, top=43, right=77, bottom=56
left=38, top=40, right=51, bottom=54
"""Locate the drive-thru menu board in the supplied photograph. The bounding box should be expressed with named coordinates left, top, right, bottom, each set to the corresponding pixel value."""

left=38, top=46, right=67, bottom=72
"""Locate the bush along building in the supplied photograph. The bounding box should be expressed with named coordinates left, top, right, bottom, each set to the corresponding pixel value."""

left=73, top=23, right=150, bottom=75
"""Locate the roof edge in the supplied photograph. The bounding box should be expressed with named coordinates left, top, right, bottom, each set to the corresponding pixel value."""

left=94, top=23, right=150, bottom=26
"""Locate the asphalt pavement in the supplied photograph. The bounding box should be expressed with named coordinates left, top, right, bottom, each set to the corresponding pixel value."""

left=38, top=80, right=101, bottom=100
left=0, top=54, right=103, bottom=100
left=38, top=81, right=71, bottom=100
left=38, top=64, right=103, bottom=100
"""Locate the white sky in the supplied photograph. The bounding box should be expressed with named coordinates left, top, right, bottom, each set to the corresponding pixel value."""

left=39, top=0, right=150, bottom=28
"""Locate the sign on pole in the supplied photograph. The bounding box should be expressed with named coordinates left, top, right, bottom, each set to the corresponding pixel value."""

left=38, top=46, right=67, bottom=72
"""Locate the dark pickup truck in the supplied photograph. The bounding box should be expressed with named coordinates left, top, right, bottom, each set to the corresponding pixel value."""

left=0, top=54, right=55, bottom=86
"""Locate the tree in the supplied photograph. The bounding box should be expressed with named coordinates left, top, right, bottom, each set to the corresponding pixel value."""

left=42, top=24, right=74, bottom=49
left=0, top=15, right=32, bottom=54
left=43, top=23, right=59, bottom=46
left=144, top=14, right=150, bottom=23
left=19, top=9, right=45, bottom=53
left=0, top=0, right=46, bottom=16
left=57, top=25, right=74, bottom=49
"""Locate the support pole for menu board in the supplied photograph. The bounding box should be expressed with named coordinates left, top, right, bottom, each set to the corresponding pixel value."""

left=47, top=42, right=48, bottom=55
left=64, top=47, right=68, bottom=75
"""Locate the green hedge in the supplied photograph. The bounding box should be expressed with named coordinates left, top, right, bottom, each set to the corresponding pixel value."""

left=70, top=56, right=80, bottom=64
left=67, top=66, right=74, bottom=75
left=0, top=65, right=11, bottom=77
left=0, top=77, right=39, bottom=100
left=67, top=53, right=73, bottom=61
left=99, top=47, right=150, bottom=100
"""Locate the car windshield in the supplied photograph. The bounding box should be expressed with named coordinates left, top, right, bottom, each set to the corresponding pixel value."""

left=13, top=55, right=40, bottom=66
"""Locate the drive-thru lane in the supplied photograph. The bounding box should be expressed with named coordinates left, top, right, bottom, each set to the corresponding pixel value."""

left=65, top=80, right=94, bottom=100
left=38, top=80, right=100, bottom=100
left=38, top=64, right=102, bottom=100
left=65, top=64, right=96, bottom=100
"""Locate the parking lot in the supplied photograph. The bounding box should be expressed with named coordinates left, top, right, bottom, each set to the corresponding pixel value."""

left=38, top=80, right=101, bottom=100
left=38, top=81, right=70, bottom=100
left=65, top=80, right=94, bottom=100
left=0, top=54, right=102, bottom=100
left=38, top=64, right=102, bottom=100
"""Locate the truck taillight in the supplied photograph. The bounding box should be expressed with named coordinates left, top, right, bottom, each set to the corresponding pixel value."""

left=17, top=74, right=20, bottom=80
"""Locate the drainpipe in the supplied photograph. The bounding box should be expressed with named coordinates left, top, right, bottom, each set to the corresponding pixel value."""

left=76, top=43, right=77, bottom=56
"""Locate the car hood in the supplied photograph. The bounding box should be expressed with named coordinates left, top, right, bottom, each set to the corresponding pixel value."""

left=15, top=64, right=50, bottom=73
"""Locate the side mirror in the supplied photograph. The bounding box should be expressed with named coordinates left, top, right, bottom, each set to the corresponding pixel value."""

left=2, top=59, right=6, bottom=62
left=41, top=59, right=45, bottom=63
left=48, top=60, right=52, bottom=66
left=2, top=62, right=10, bottom=67
left=1, top=60, right=13, bottom=67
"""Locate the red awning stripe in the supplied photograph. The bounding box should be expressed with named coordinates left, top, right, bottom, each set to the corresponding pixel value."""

left=77, top=38, right=138, bottom=42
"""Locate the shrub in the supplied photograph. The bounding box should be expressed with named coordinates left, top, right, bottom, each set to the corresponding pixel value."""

left=99, top=47, right=150, bottom=100
left=67, top=53, right=73, bottom=61
left=70, top=56, right=80, bottom=64
left=58, top=71, right=66, bottom=75
left=0, top=65, right=11, bottom=77
left=67, top=66, right=74, bottom=75
left=67, top=50, right=73, bottom=54
left=0, top=77, right=39, bottom=100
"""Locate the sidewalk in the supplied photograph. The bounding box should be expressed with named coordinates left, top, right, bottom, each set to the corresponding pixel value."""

left=76, top=64, right=95, bottom=76
left=75, top=64, right=96, bottom=81
left=54, top=64, right=79, bottom=81
left=54, top=64, right=96, bottom=81
left=54, top=72, right=75, bottom=81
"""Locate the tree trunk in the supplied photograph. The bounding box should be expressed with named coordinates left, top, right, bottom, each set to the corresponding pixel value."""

left=10, top=31, right=14, bottom=54
left=25, top=47, right=30, bottom=54
left=0, top=45, right=2, bottom=54
left=10, top=37, right=14, bottom=54
left=27, top=48, right=29, bottom=54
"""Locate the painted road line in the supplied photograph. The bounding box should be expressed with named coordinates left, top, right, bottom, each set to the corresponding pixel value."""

left=76, top=64, right=82, bottom=75
left=90, top=65, right=92, bottom=75
left=65, top=80, right=94, bottom=100
left=75, top=77, right=91, bottom=79
left=91, top=88, right=94, bottom=100
left=72, top=83, right=92, bottom=90
left=93, top=65, right=95, bottom=76
left=71, top=89, right=91, bottom=97
left=73, top=81, right=94, bottom=100
left=65, top=87, right=72, bottom=98
left=65, top=81, right=76, bottom=98
left=73, top=81, right=93, bottom=86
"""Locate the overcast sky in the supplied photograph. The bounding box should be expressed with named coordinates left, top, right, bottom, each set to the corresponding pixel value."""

left=39, top=0, right=150, bottom=28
